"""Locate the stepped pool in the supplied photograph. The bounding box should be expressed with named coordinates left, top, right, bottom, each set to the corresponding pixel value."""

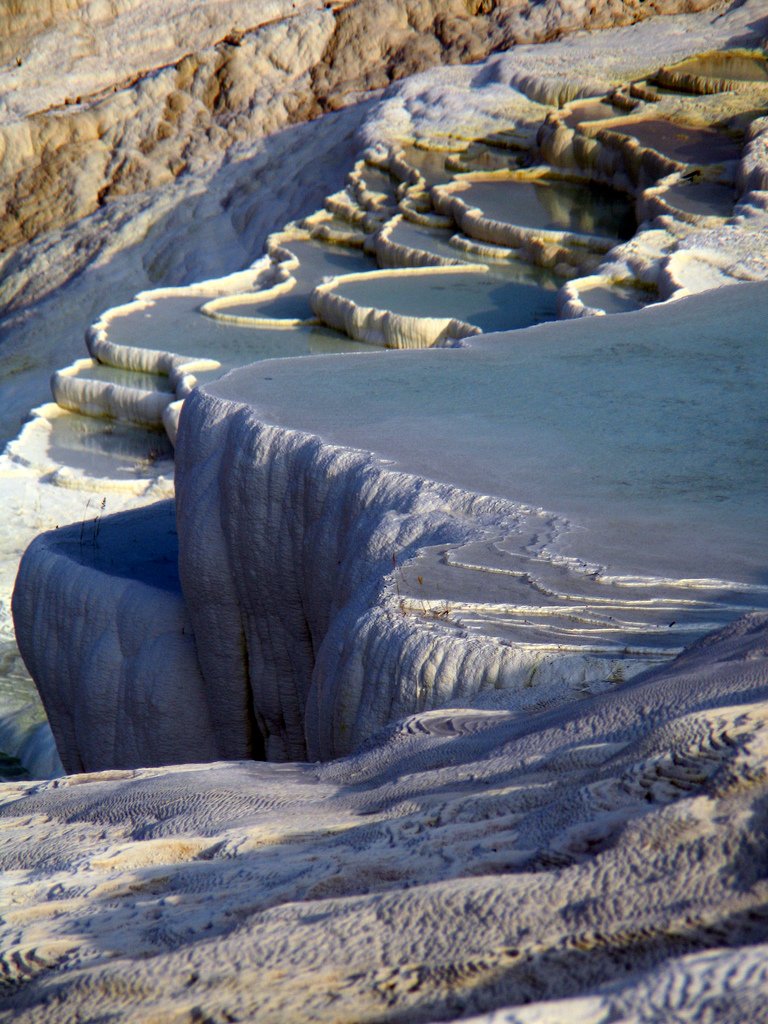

left=111, top=309, right=370, bottom=384
left=378, top=218, right=468, bottom=264
left=356, top=164, right=399, bottom=202
left=398, top=144, right=457, bottom=186
left=60, top=361, right=173, bottom=393
left=99, top=241, right=375, bottom=380
left=656, top=50, right=768, bottom=88
left=4, top=94, right=764, bottom=783
left=452, top=175, right=637, bottom=241
left=562, top=98, right=625, bottom=128
left=329, top=267, right=561, bottom=336
left=238, top=281, right=768, bottom=594
left=45, top=409, right=173, bottom=481
left=380, top=218, right=565, bottom=286
left=657, top=179, right=735, bottom=218
left=606, top=118, right=741, bottom=164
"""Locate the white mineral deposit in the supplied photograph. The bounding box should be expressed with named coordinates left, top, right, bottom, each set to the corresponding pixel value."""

left=1, top=1, right=767, bottom=1021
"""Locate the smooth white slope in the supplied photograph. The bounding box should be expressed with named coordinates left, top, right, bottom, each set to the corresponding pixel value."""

left=165, top=282, right=768, bottom=762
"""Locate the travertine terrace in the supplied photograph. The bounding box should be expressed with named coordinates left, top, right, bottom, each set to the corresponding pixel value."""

left=1, top=2, right=768, bottom=1021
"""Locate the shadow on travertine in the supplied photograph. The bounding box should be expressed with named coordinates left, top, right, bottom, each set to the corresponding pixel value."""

left=11, top=502, right=217, bottom=773
left=2, top=7, right=768, bottom=1020
left=0, top=614, right=766, bottom=1021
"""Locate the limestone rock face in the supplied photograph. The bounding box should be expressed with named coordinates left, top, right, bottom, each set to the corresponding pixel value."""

left=0, top=0, right=86, bottom=64
left=0, top=9, right=335, bottom=268
left=0, top=0, right=311, bottom=75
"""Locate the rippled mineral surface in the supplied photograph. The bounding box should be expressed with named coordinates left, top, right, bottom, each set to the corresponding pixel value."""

left=1, top=1, right=768, bottom=1021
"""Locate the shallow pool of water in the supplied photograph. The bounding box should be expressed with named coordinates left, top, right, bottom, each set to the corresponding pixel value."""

left=285, top=239, right=374, bottom=289
left=187, top=325, right=374, bottom=389
left=459, top=177, right=636, bottom=241
left=212, top=289, right=313, bottom=321
left=382, top=219, right=469, bottom=264
left=336, top=269, right=560, bottom=334
left=47, top=412, right=174, bottom=479
left=399, top=145, right=455, bottom=187
left=563, top=99, right=625, bottom=129
left=664, top=52, right=768, bottom=84
left=576, top=283, right=652, bottom=314
left=445, top=143, right=525, bottom=175
left=358, top=164, right=398, bottom=202
left=383, top=219, right=564, bottom=287
left=660, top=180, right=735, bottom=218
left=105, top=241, right=375, bottom=366
left=610, top=119, right=741, bottom=165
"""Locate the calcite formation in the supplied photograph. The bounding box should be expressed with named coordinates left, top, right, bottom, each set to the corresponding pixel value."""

left=5, top=0, right=768, bottom=770
left=1, top=613, right=768, bottom=1021
left=0, top=0, right=723, bottom=313
left=14, top=273, right=768, bottom=768
left=2, top=3, right=768, bottom=1021
left=310, top=265, right=485, bottom=348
